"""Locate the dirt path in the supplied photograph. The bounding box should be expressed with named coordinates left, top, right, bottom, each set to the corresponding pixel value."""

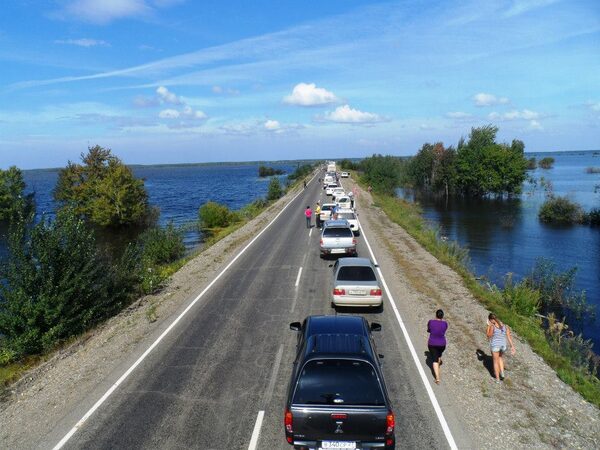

left=349, top=178, right=599, bottom=449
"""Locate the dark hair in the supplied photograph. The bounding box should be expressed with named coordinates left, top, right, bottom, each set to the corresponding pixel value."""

left=436, top=309, right=444, bottom=319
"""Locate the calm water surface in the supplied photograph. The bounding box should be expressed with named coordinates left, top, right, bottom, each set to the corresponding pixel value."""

left=5, top=163, right=295, bottom=252
left=400, top=150, right=600, bottom=349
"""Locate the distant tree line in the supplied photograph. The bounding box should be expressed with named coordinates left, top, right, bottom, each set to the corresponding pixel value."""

left=258, top=165, right=285, bottom=177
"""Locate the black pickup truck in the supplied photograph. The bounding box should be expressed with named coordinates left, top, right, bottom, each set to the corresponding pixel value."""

left=285, top=315, right=395, bottom=450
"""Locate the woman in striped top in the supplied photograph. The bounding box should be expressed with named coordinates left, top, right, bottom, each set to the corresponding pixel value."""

left=486, top=313, right=516, bottom=383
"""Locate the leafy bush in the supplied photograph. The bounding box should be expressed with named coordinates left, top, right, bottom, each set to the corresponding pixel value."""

left=538, top=196, right=585, bottom=224
left=199, top=201, right=238, bottom=228
left=138, top=222, right=185, bottom=266
left=502, top=274, right=541, bottom=316
left=585, top=208, right=600, bottom=226
left=54, top=146, right=151, bottom=227
left=0, top=209, right=136, bottom=357
left=258, top=166, right=284, bottom=177
left=0, top=166, right=34, bottom=221
left=238, top=199, right=268, bottom=220
left=538, top=157, right=555, bottom=169
left=526, top=157, right=537, bottom=170
left=287, top=163, right=313, bottom=181
left=267, top=177, right=283, bottom=200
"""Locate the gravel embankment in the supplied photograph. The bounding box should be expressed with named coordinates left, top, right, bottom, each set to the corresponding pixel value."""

left=348, top=177, right=599, bottom=449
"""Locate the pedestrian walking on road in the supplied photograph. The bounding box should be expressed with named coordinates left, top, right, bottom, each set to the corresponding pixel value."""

left=427, top=309, right=448, bottom=384
left=486, top=313, right=516, bottom=383
left=315, top=202, right=321, bottom=229
left=303, top=179, right=307, bottom=189
left=304, top=206, right=312, bottom=228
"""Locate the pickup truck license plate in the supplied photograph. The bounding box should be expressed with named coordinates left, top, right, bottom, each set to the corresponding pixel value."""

left=348, top=289, right=366, bottom=295
left=320, top=441, right=356, bottom=449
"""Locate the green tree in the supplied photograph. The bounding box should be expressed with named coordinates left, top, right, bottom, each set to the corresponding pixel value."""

left=406, top=143, right=456, bottom=195
left=54, top=146, right=150, bottom=227
left=0, top=209, right=136, bottom=356
left=539, top=157, right=555, bottom=169
left=455, top=126, right=528, bottom=196
left=359, top=154, right=406, bottom=195
left=267, top=177, right=283, bottom=200
left=199, top=201, right=237, bottom=228
left=0, top=166, right=34, bottom=221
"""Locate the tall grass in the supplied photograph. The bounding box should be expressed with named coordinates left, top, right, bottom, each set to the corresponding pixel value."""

left=363, top=183, right=600, bottom=406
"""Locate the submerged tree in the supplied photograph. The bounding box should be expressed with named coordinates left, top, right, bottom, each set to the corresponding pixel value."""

left=54, top=146, right=150, bottom=227
left=0, top=166, right=34, bottom=221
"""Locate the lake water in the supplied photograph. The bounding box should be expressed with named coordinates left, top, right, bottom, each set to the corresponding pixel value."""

left=399, top=150, right=600, bottom=350
left=0, top=163, right=295, bottom=254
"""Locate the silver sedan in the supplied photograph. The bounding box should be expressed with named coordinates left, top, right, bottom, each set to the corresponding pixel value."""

left=331, top=257, right=383, bottom=308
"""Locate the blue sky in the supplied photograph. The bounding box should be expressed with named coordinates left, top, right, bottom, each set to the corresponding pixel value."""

left=1, top=0, right=599, bottom=169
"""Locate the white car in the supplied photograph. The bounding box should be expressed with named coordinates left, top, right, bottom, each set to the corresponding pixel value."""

left=335, top=195, right=352, bottom=210
left=331, top=187, right=345, bottom=200
left=336, top=208, right=360, bottom=234
left=341, top=172, right=349, bottom=178
left=325, top=183, right=339, bottom=195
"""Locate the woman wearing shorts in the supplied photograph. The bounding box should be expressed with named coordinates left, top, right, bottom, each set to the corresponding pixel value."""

left=427, top=309, right=448, bottom=384
left=486, top=313, right=516, bottom=383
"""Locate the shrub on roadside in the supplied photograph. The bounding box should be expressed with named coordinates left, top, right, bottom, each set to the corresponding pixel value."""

left=199, top=201, right=238, bottom=228
left=267, top=177, right=283, bottom=201
left=138, top=222, right=185, bottom=266
left=501, top=274, right=541, bottom=317
left=0, top=209, right=136, bottom=357
left=538, top=196, right=585, bottom=224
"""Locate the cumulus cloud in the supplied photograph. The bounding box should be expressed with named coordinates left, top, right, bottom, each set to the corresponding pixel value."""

left=473, top=92, right=510, bottom=107
left=54, top=38, right=109, bottom=47
left=156, top=86, right=182, bottom=105
left=323, top=105, right=383, bottom=124
left=284, top=83, right=338, bottom=106
left=488, top=109, right=540, bottom=121
left=264, top=119, right=281, bottom=131
left=446, top=111, right=472, bottom=119
left=158, top=109, right=180, bottom=119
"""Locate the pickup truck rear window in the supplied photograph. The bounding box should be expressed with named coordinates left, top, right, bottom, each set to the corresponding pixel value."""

left=293, top=360, right=385, bottom=406
left=336, top=212, right=355, bottom=220
left=336, top=266, right=376, bottom=282
left=323, top=228, right=353, bottom=238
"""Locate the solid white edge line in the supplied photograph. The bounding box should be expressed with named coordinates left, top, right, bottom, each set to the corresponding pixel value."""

left=295, top=267, right=303, bottom=288
left=247, top=410, right=265, bottom=450
left=52, top=171, right=320, bottom=450
left=309, top=227, right=313, bottom=237
left=357, top=216, right=458, bottom=450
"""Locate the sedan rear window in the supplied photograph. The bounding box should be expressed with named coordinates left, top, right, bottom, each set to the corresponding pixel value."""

left=293, top=360, right=385, bottom=406
left=337, top=266, right=376, bottom=282
left=323, top=228, right=353, bottom=238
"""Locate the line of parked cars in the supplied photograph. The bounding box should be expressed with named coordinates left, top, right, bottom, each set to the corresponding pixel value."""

left=284, top=165, right=395, bottom=450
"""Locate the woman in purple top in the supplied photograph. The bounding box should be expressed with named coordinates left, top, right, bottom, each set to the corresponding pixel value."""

left=427, top=309, right=448, bottom=384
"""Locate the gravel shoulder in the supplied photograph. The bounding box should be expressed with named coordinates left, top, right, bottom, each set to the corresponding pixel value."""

left=348, top=178, right=600, bottom=449
left=0, top=182, right=305, bottom=450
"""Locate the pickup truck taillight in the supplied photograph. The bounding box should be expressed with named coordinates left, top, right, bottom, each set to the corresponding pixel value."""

left=319, top=238, right=323, bottom=245
left=284, top=409, right=293, bottom=435
left=333, top=288, right=345, bottom=295
left=352, top=238, right=357, bottom=245
left=370, top=289, right=382, bottom=296
left=386, top=410, right=395, bottom=435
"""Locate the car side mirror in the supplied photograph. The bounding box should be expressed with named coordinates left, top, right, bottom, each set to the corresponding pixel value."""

left=370, top=322, right=382, bottom=332
left=290, top=322, right=302, bottom=331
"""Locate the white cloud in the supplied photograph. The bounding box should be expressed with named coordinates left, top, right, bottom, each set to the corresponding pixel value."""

left=54, top=38, right=109, bottom=47
left=585, top=101, right=600, bottom=112
left=212, top=85, right=240, bottom=95
left=264, top=119, right=281, bottom=131
left=489, top=109, right=540, bottom=121
left=284, top=83, right=338, bottom=106
left=446, top=111, right=472, bottom=119
left=323, top=104, right=383, bottom=124
left=529, top=120, right=543, bottom=130
left=156, top=86, right=182, bottom=105
left=159, top=109, right=180, bottom=119
left=473, top=92, right=509, bottom=107
left=62, top=0, right=151, bottom=24
left=132, top=95, right=158, bottom=108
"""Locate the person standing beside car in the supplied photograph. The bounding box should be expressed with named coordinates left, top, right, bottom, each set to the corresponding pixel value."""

left=315, top=202, right=321, bottom=229
left=304, top=206, right=312, bottom=228
left=427, top=309, right=448, bottom=384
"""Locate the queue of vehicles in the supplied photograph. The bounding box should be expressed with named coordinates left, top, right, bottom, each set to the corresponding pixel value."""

left=285, top=163, right=395, bottom=450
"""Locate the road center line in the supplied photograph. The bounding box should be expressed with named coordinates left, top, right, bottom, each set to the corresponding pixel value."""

left=295, top=267, right=303, bottom=287
left=247, top=410, right=265, bottom=450
left=308, top=227, right=313, bottom=237
left=262, top=344, right=284, bottom=408
left=51, top=171, right=320, bottom=450
left=356, top=214, right=458, bottom=450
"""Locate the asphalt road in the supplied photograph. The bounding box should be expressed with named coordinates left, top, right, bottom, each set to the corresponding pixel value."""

left=59, top=175, right=452, bottom=450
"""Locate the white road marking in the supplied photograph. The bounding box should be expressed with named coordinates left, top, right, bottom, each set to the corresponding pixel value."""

left=52, top=171, right=320, bottom=450
left=309, top=227, right=313, bottom=237
left=295, top=267, right=303, bottom=288
left=247, top=410, right=265, bottom=450
left=356, top=214, right=458, bottom=450
left=262, top=344, right=284, bottom=407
